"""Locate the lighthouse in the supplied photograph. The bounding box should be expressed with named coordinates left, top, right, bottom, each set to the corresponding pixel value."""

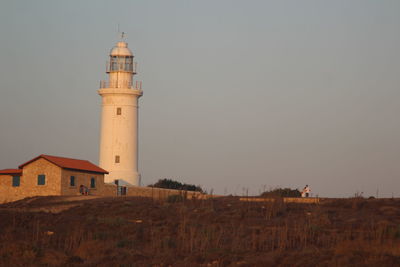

left=98, top=39, right=143, bottom=186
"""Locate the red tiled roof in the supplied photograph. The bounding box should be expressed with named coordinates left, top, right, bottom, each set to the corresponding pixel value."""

left=0, top=169, right=22, bottom=175
left=19, top=154, right=108, bottom=174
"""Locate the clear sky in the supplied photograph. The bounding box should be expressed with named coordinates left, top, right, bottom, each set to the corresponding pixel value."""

left=0, top=0, right=399, bottom=197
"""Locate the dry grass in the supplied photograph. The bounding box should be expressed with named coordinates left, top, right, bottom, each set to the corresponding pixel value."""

left=0, top=196, right=399, bottom=266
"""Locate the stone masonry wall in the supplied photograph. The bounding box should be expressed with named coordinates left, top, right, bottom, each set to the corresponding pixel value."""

left=126, top=186, right=205, bottom=200
left=95, top=183, right=207, bottom=200
left=0, top=175, right=15, bottom=204
left=61, top=169, right=105, bottom=196
left=99, top=183, right=118, bottom=196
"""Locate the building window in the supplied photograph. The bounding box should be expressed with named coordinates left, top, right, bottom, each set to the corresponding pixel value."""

left=115, top=155, right=120, bottom=163
left=90, top=177, right=96, bottom=188
left=70, top=176, right=75, bottom=187
left=117, top=107, right=122, bottom=115
left=38, top=174, right=46, bottom=185
left=12, top=176, right=20, bottom=187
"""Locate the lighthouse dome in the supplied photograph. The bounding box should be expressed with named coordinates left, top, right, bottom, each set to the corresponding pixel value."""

left=110, top=42, right=133, bottom=56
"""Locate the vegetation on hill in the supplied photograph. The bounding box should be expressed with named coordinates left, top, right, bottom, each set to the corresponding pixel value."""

left=148, top=178, right=204, bottom=193
left=0, top=196, right=400, bottom=266
left=260, top=187, right=301, bottom=198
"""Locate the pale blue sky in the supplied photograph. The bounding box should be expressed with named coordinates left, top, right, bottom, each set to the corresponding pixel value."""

left=0, top=0, right=399, bottom=197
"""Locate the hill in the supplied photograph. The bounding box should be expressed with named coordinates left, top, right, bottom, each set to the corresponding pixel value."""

left=0, top=196, right=399, bottom=266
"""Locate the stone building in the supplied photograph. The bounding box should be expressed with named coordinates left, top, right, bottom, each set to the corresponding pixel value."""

left=0, top=154, right=207, bottom=204
left=0, top=154, right=108, bottom=203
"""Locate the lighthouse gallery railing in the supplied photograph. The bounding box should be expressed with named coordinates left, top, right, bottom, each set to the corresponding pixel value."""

left=99, top=80, right=142, bottom=90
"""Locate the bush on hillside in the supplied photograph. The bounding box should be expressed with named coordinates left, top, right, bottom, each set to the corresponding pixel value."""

left=167, top=194, right=184, bottom=203
left=260, top=188, right=301, bottom=198
left=148, top=178, right=204, bottom=193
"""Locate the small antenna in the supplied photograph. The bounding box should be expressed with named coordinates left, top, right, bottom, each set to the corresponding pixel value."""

left=117, top=23, right=121, bottom=40
left=117, top=24, right=126, bottom=41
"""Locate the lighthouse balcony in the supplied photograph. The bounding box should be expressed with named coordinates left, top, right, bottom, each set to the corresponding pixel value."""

left=100, top=80, right=142, bottom=90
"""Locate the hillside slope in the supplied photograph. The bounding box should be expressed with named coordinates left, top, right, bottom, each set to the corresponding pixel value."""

left=0, top=196, right=399, bottom=266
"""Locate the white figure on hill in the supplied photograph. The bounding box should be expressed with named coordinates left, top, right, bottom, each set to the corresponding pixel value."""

left=302, top=185, right=311, bottom=197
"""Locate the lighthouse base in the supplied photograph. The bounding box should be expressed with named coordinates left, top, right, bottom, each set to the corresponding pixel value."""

left=104, top=171, right=140, bottom=186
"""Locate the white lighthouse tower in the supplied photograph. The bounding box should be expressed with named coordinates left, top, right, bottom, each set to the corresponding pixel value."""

left=98, top=38, right=143, bottom=186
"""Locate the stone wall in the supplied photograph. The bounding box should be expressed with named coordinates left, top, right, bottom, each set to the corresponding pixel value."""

left=95, top=183, right=207, bottom=200
left=61, top=169, right=105, bottom=196
left=125, top=186, right=206, bottom=200
left=0, top=175, right=15, bottom=203
left=0, top=158, right=61, bottom=203
left=98, top=183, right=118, bottom=196
left=239, top=197, right=320, bottom=204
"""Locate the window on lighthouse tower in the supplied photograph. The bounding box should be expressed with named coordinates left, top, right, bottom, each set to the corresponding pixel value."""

left=117, top=107, right=122, bottom=115
left=115, top=155, right=120, bottom=163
